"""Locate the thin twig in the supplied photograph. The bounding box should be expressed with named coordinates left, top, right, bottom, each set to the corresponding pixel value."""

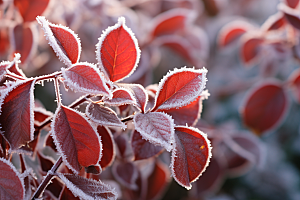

left=31, top=156, right=63, bottom=199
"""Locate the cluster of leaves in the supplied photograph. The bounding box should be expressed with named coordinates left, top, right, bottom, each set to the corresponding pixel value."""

left=0, top=7, right=212, bottom=199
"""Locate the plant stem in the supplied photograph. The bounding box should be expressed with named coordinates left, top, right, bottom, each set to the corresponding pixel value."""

left=31, top=156, right=63, bottom=199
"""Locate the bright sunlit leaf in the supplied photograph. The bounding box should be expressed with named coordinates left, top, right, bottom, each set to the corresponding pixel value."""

left=171, top=126, right=212, bottom=190
left=96, top=17, right=140, bottom=82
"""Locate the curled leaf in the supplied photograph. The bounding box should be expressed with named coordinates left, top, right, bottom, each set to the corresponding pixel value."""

left=36, top=16, right=81, bottom=66
left=86, top=102, right=126, bottom=129
left=171, top=126, right=212, bottom=190
left=61, top=62, right=111, bottom=97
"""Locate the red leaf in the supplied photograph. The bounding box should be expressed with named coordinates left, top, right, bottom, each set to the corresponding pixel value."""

left=14, top=0, right=49, bottom=22
left=131, top=130, right=163, bottom=161
left=261, top=12, right=286, bottom=32
left=289, top=68, right=300, bottom=103
left=285, top=0, right=300, bottom=8
left=0, top=157, right=25, bottom=199
left=117, top=83, right=148, bottom=112
left=104, top=88, right=136, bottom=106
left=12, top=24, right=35, bottom=63
left=146, top=160, right=170, bottom=200
left=0, top=28, right=10, bottom=54
left=152, top=67, right=207, bottom=111
left=240, top=34, right=264, bottom=66
left=158, top=35, right=198, bottom=66
left=37, top=151, right=54, bottom=174
left=171, top=126, right=212, bottom=189
left=0, top=80, right=35, bottom=150
left=162, top=96, right=202, bottom=126
left=96, top=17, right=140, bottom=82
left=279, top=3, right=300, bottom=30
left=151, top=8, right=190, bottom=38
left=218, top=21, right=253, bottom=47
left=62, top=62, right=112, bottom=97
left=86, top=102, right=126, bottom=129
left=241, top=81, right=289, bottom=135
left=133, top=112, right=175, bottom=152
left=115, top=134, right=131, bottom=159
left=112, top=161, right=139, bottom=190
left=51, top=105, right=102, bottom=173
left=36, top=16, right=81, bottom=66
left=97, top=126, right=115, bottom=169
left=57, top=173, right=118, bottom=200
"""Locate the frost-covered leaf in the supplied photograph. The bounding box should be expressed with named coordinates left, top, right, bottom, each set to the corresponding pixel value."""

left=0, top=80, right=35, bottom=150
left=218, top=21, right=254, bottom=47
left=0, top=157, right=25, bottom=199
left=51, top=105, right=102, bottom=173
left=279, top=3, right=300, bottom=30
left=86, top=102, right=126, bottom=129
left=112, top=161, right=139, bottom=190
left=36, top=16, right=81, bottom=66
left=171, top=126, right=212, bottom=190
left=97, top=126, right=115, bottom=169
left=240, top=34, right=264, bottom=66
left=152, top=67, right=207, bottom=111
left=261, top=12, right=286, bottom=32
left=117, top=83, right=148, bottom=113
left=104, top=88, right=136, bottom=106
left=150, top=8, right=191, bottom=38
left=241, top=81, right=288, bottom=135
left=133, top=112, right=175, bottom=152
left=14, top=0, right=50, bottom=22
left=62, top=62, right=112, bottom=97
left=96, top=17, right=140, bottom=82
left=289, top=68, right=300, bottom=103
left=57, top=173, right=118, bottom=200
left=131, top=130, right=163, bottom=161
left=162, top=96, right=202, bottom=126
left=59, top=186, right=80, bottom=200
left=12, top=24, right=36, bottom=63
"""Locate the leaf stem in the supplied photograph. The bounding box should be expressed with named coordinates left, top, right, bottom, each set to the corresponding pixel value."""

left=31, top=156, right=63, bottom=199
left=54, top=78, right=61, bottom=106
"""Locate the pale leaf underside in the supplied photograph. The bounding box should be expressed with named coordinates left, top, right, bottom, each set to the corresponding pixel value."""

left=133, top=112, right=175, bottom=152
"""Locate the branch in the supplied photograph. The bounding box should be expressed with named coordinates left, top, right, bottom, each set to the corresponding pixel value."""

left=31, top=156, right=63, bottom=199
